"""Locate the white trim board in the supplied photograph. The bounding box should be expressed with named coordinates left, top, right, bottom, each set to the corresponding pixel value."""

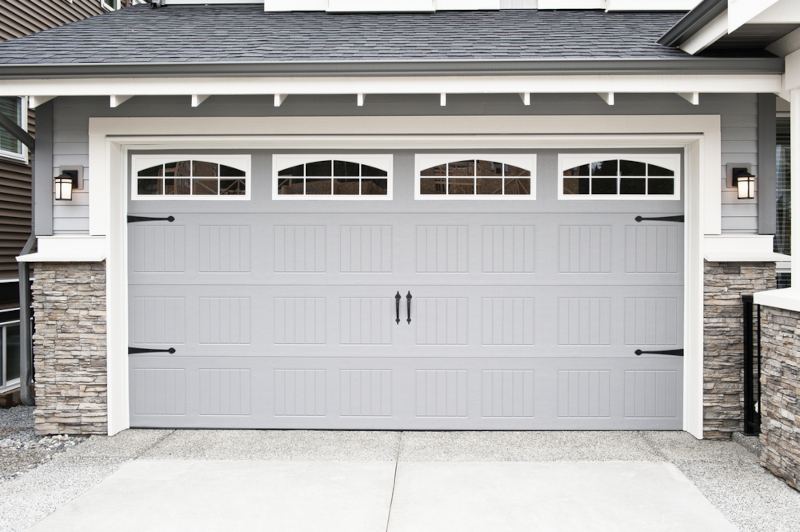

left=0, top=74, right=784, bottom=99
left=85, top=114, right=715, bottom=439
left=88, top=115, right=722, bottom=236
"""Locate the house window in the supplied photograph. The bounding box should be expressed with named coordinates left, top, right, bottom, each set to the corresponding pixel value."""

left=0, top=320, right=21, bottom=393
left=101, top=0, right=120, bottom=11
left=558, top=154, right=680, bottom=200
left=131, top=155, right=250, bottom=200
left=0, top=96, right=27, bottom=161
left=415, top=155, right=536, bottom=200
left=273, top=155, right=393, bottom=200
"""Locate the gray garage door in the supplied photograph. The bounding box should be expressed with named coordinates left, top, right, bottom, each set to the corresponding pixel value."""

left=128, top=152, right=684, bottom=430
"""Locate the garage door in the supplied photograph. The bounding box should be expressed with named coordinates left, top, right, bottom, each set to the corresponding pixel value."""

left=128, top=151, right=684, bottom=430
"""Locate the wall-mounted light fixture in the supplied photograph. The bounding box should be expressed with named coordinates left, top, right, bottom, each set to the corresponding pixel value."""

left=733, top=168, right=756, bottom=200
left=54, top=172, right=74, bottom=201
left=726, top=163, right=755, bottom=200
left=54, top=166, right=83, bottom=201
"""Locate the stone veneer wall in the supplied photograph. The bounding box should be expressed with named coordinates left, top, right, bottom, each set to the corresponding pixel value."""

left=760, top=306, right=800, bottom=491
left=703, top=261, right=775, bottom=439
left=31, top=262, right=107, bottom=435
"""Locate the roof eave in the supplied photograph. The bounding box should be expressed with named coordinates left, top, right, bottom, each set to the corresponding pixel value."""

left=658, top=0, right=727, bottom=48
left=0, top=57, right=785, bottom=79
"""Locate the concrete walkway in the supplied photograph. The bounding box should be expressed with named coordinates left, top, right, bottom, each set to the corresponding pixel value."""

left=2, top=430, right=800, bottom=532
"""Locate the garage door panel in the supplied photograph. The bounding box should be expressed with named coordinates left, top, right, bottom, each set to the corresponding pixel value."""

left=128, top=152, right=684, bottom=431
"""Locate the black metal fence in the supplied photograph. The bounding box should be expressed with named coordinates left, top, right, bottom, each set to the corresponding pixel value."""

left=741, top=295, right=761, bottom=435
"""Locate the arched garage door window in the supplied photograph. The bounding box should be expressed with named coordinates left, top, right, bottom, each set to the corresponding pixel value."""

left=272, top=155, right=392, bottom=200
left=415, top=154, right=536, bottom=200
left=558, top=154, right=681, bottom=200
left=132, top=154, right=250, bottom=200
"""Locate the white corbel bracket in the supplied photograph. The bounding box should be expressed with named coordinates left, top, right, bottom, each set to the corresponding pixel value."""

left=274, top=94, right=288, bottom=107
left=191, top=95, right=210, bottom=107
left=110, top=95, right=132, bottom=108
left=28, top=95, right=56, bottom=109
left=598, top=92, right=614, bottom=105
left=679, top=92, right=700, bottom=105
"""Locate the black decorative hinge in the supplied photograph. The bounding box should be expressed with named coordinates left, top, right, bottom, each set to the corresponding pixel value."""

left=127, top=215, right=175, bottom=223
left=635, top=215, right=684, bottom=223
left=128, top=347, right=176, bottom=355
left=635, top=349, right=684, bottom=357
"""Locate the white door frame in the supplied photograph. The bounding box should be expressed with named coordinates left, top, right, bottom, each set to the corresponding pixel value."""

left=88, top=115, right=720, bottom=437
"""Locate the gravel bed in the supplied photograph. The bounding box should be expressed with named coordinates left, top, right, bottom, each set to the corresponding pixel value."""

left=0, top=406, right=88, bottom=482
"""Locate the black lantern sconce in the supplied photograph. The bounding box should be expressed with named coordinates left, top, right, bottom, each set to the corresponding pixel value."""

left=54, top=172, right=74, bottom=201
left=733, top=168, right=756, bottom=200
left=54, top=166, right=83, bottom=201
left=726, top=163, right=756, bottom=200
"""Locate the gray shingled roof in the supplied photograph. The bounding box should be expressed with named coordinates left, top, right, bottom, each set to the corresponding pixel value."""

left=0, top=4, right=693, bottom=65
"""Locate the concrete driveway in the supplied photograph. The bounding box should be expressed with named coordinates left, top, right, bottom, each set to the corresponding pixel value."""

left=2, top=430, right=800, bottom=532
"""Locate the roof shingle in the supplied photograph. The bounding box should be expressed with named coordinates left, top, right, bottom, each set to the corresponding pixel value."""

left=0, top=4, right=694, bottom=65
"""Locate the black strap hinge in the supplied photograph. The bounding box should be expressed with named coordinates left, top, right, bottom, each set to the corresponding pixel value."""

left=127, top=216, right=175, bottom=223
left=128, top=347, right=176, bottom=355
left=635, top=349, right=684, bottom=357
left=635, top=215, right=684, bottom=223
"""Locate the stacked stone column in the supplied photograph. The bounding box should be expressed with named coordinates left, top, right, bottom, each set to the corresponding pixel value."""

left=759, top=306, right=800, bottom=490
left=703, top=261, right=775, bottom=439
left=31, top=261, right=107, bottom=435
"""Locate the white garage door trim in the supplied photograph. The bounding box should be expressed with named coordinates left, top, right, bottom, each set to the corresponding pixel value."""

left=89, top=114, right=718, bottom=437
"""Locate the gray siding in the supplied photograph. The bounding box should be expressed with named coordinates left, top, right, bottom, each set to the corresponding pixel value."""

left=51, top=92, right=760, bottom=235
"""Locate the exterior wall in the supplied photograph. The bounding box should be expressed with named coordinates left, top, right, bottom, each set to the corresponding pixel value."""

left=0, top=104, right=33, bottom=281
left=31, top=261, right=107, bottom=435
left=703, top=261, right=775, bottom=439
left=760, top=306, right=800, bottom=491
left=50, top=92, right=758, bottom=234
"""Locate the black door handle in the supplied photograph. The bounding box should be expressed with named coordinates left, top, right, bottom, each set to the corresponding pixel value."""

left=635, top=349, right=684, bottom=357
left=395, top=291, right=401, bottom=324
left=128, top=347, right=176, bottom=354
left=406, top=291, right=412, bottom=324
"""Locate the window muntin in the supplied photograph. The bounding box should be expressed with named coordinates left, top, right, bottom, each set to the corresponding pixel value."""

left=273, top=155, right=393, bottom=200
left=0, top=96, right=27, bottom=161
left=558, top=154, right=680, bottom=200
left=132, top=155, right=250, bottom=200
left=416, top=155, right=536, bottom=200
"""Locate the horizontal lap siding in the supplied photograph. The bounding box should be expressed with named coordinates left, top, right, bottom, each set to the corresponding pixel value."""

left=51, top=93, right=760, bottom=235
left=0, top=1, right=105, bottom=41
left=720, top=94, right=758, bottom=233
left=53, top=101, right=89, bottom=233
left=0, top=107, right=33, bottom=279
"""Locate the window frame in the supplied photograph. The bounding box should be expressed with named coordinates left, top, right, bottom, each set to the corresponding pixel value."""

left=414, top=154, right=537, bottom=200
left=272, top=154, right=393, bottom=201
left=558, top=153, right=681, bottom=201
left=130, top=154, right=251, bottom=201
left=101, top=0, right=119, bottom=12
left=0, top=96, right=28, bottom=163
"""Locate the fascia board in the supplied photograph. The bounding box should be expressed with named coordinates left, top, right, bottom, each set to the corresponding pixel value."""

left=658, top=0, right=727, bottom=47
left=0, top=58, right=785, bottom=79
left=0, top=73, right=784, bottom=98
left=679, top=10, right=728, bottom=55
left=728, top=0, right=781, bottom=32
